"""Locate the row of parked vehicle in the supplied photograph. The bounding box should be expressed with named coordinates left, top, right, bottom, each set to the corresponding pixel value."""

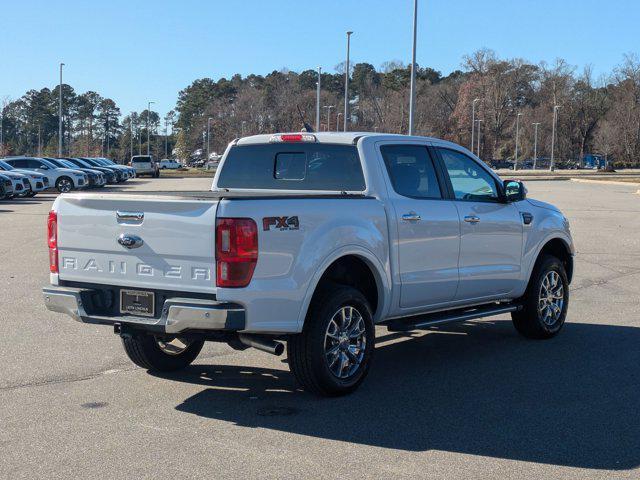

left=0, top=157, right=136, bottom=199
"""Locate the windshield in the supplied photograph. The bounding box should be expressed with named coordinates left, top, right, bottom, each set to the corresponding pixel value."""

left=81, top=158, right=100, bottom=166
left=66, top=158, right=90, bottom=168
left=45, top=158, right=66, bottom=168
left=0, top=160, right=14, bottom=171
left=60, top=160, right=78, bottom=169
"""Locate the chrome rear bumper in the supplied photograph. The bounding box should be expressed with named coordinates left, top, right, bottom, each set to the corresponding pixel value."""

left=42, top=286, right=245, bottom=334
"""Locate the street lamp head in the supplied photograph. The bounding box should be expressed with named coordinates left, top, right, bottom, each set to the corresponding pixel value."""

left=473, top=98, right=480, bottom=103
left=347, top=31, right=353, bottom=36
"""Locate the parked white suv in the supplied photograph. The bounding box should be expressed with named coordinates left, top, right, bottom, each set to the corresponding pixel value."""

left=158, top=159, right=180, bottom=169
left=131, top=155, right=159, bottom=177
left=5, top=157, right=88, bottom=193
left=0, top=160, right=48, bottom=196
left=43, top=132, right=574, bottom=396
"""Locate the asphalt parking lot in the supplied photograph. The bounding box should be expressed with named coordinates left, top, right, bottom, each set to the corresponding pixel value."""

left=1, top=178, right=639, bottom=479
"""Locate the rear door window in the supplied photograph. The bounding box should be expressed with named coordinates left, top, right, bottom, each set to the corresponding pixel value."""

left=217, top=143, right=365, bottom=191
left=380, top=145, right=442, bottom=199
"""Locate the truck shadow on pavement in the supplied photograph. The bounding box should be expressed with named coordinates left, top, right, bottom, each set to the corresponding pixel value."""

left=154, top=320, right=640, bottom=470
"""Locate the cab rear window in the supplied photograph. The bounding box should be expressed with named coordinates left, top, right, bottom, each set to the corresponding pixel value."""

left=217, top=144, right=365, bottom=191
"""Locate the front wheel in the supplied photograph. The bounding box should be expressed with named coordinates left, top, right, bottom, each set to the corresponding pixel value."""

left=512, top=254, right=569, bottom=339
left=55, top=176, right=73, bottom=193
left=288, top=285, right=375, bottom=396
left=121, top=333, right=204, bottom=371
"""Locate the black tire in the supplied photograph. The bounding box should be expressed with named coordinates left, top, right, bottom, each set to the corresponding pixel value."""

left=512, top=254, right=569, bottom=339
left=287, top=285, right=375, bottom=396
left=55, top=176, right=74, bottom=193
left=121, top=333, right=204, bottom=371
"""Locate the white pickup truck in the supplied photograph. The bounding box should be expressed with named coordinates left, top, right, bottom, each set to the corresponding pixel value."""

left=43, top=132, right=574, bottom=396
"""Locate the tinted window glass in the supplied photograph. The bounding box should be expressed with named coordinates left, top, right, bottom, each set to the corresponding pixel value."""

left=218, top=143, right=365, bottom=191
left=438, top=148, right=499, bottom=202
left=275, top=152, right=306, bottom=180
left=12, top=159, right=28, bottom=168
left=380, top=145, right=441, bottom=199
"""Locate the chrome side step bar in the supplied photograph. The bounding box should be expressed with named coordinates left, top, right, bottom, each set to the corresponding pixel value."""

left=385, top=303, right=521, bottom=332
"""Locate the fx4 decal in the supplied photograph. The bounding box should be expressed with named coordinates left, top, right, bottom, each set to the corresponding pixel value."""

left=263, top=216, right=300, bottom=231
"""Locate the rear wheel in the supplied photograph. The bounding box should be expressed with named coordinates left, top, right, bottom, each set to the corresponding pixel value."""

left=288, top=285, right=375, bottom=396
left=121, top=333, right=204, bottom=371
left=55, top=176, right=73, bottom=193
left=512, top=254, right=569, bottom=339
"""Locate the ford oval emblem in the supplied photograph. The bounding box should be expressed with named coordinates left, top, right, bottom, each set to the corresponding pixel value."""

left=117, top=233, right=144, bottom=249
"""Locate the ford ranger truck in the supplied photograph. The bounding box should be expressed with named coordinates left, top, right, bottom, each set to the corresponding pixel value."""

left=42, top=132, right=574, bottom=396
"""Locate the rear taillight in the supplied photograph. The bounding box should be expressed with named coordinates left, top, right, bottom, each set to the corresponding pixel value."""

left=215, top=218, right=258, bottom=287
left=47, top=210, right=58, bottom=273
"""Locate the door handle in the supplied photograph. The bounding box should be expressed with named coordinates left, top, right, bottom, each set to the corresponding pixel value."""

left=402, top=212, right=421, bottom=222
left=464, top=215, right=480, bottom=223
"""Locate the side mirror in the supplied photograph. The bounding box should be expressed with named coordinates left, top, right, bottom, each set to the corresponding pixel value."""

left=503, top=180, right=526, bottom=202
left=38, top=165, right=49, bottom=170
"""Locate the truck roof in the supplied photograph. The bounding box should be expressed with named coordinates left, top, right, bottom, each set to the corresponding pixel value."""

left=235, top=131, right=461, bottom=148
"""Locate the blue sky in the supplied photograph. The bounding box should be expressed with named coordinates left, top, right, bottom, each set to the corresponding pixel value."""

left=1, top=0, right=638, bottom=116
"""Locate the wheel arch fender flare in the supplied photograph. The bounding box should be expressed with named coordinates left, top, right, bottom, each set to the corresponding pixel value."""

left=296, top=245, right=392, bottom=331
left=526, top=232, right=574, bottom=285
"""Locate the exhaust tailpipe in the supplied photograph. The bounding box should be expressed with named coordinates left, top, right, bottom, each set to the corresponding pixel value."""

left=238, top=334, right=285, bottom=356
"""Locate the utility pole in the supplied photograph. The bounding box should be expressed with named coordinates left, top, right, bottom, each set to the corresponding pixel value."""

left=471, top=98, right=480, bottom=152
left=344, top=31, right=353, bottom=131
left=476, top=119, right=483, bottom=158
left=146, top=101, right=154, bottom=155
left=315, top=67, right=322, bottom=132
left=138, top=130, right=142, bottom=155
left=336, top=112, right=343, bottom=132
left=207, top=117, right=213, bottom=162
left=241, top=120, right=246, bottom=137
left=550, top=105, right=561, bottom=171
left=532, top=122, right=541, bottom=170
left=408, top=0, right=418, bottom=135
left=0, top=107, right=3, bottom=154
left=38, top=124, right=42, bottom=156
left=58, top=62, right=65, bottom=156
left=323, top=105, right=334, bottom=131
left=514, top=112, right=522, bottom=170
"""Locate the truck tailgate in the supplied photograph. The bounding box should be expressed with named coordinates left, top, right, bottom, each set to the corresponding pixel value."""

left=55, top=194, right=218, bottom=294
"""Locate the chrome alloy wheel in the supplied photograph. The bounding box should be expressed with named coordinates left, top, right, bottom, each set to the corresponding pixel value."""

left=156, top=337, right=192, bottom=355
left=324, top=306, right=367, bottom=379
left=57, top=178, right=73, bottom=193
left=538, top=271, right=565, bottom=326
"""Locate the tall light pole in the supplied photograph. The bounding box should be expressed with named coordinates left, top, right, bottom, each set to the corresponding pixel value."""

left=471, top=98, right=480, bottom=152
left=532, top=122, right=541, bottom=170
left=344, top=31, right=353, bottom=132
left=550, top=105, right=561, bottom=171
left=336, top=112, right=343, bottom=132
left=476, top=119, right=483, bottom=158
left=207, top=117, right=213, bottom=161
left=514, top=112, right=522, bottom=170
left=130, top=114, right=134, bottom=160
left=408, top=0, right=418, bottom=135
left=241, top=120, right=246, bottom=136
left=146, top=101, right=154, bottom=155
left=38, top=124, right=42, bottom=156
left=323, top=105, right=334, bottom=131
left=164, top=116, right=169, bottom=158
left=316, top=66, right=322, bottom=132
left=58, top=62, right=65, bottom=156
